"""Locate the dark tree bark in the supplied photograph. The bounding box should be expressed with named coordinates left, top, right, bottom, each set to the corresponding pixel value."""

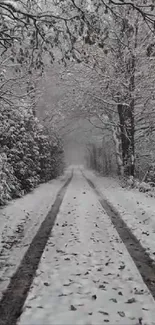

left=117, top=97, right=135, bottom=176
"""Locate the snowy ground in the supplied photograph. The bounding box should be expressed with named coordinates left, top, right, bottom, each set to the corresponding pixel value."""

left=0, top=171, right=70, bottom=300
left=18, top=169, right=155, bottom=325
left=84, top=170, right=155, bottom=262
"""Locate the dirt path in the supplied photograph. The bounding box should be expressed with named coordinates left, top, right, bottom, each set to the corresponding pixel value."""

left=1, top=167, right=155, bottom=324
left=84, top=170, right=155, bottom=261
left=0, top=171, right=70, bottom=301
left=15, top=168, right=155, bottom=325
left=0, top=172, right=73, bottom=325
left=83, top=171, right=155, bottom=298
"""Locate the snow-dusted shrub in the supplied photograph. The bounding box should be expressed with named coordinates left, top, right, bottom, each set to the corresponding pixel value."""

left=126, top=176, right=134, bottom=188
left=134, top=180, right=140, bottom=189
left=34, top=124, right=64, bottom=182
left=86, top=139, right=117, bottom=175
left=139, top=182, right=151, bottom=193
left=0, top=105, right=64, bottom=205
left=145, top=164, right=155, bottom=184
left=0, top=153, right=20, bottom=205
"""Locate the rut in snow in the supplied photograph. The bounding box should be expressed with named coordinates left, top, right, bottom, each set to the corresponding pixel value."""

left=83, top=171, right=155, bottom=299
left=0, top=172, right=73, bottom=325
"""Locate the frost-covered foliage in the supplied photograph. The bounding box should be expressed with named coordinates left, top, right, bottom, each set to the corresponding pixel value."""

left=0, top=105, right=64, bottom=205
left=0, top=153, right=20, bottom=205
left=86, top=136, right=117, bottom=176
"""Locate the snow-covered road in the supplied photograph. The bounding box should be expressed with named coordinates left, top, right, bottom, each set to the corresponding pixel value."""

left=18, top=169, right=155, bottom=325
left=84, top=170, right=155, bottom=262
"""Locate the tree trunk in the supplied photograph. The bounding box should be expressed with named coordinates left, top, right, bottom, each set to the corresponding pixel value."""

left=27, top=77, right=36, bottom=117
left=128, top=53, right=135, bottom=176
left=112, top=124, right=124, bottom=176
left=117, top=98, right=135, bottom=176
left=116, top=14, right=137, bottom=177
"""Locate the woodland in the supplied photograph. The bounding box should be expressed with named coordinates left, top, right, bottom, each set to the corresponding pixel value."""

left=0, top=0, right=155, bottom=204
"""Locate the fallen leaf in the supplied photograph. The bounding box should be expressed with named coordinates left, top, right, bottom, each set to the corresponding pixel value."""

left=70, top=305, right=77, bottom=311
left=56, top=249, right=65, bottom=254
left=98, top=311, right=109, bottom=315
left=58, top=293, right=67, bottom=297
left=99, top=284, right=106, bottom=290
left=142, top=231, right=149, bottom=236
left=118, top=311, right=125, bottom=317
left=110, top=298, right=117, bottom=303
left=44, top=282, right=49, bottom=286
left=126, top=298, right=136, bottom=304
left=134, top=288, right=144, bottom=295
left=63, top=282, right=72, bottom=287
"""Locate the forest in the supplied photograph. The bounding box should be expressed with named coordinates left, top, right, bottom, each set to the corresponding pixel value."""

left=1, top=2, right=155, bottom=324
left=1, top=0, right=155, bottom=205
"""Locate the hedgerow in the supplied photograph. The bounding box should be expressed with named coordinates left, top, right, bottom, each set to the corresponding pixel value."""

left=0, top=105, right=64, bottom=205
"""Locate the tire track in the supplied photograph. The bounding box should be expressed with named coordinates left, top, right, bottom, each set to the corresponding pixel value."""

left=0, top=171, right=73, bottom=325
left=83, top=172, right=155, bottom=300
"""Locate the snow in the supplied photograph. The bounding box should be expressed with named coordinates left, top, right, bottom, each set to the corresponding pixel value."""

left=18, top=169, right=155, bottom=325
left=0, top=172, right=69, bottom=300
left=84, top=169, right=155, bottom=261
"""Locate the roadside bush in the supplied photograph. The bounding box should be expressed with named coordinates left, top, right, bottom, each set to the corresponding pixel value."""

left=0, top=105, right=64, bottom=205
left=0, top=153, right=21, bottom=205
